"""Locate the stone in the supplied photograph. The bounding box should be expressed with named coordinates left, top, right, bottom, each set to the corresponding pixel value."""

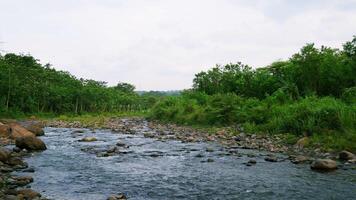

left=265, top=156, right=278, bottom=162
left=9, top=123, right=36, bottom=139
left=15, top=136, right=47, bottom=151
left=107, top=193, right=127, bottom=200
left=0, top=148, right=10, bottom=162
left=311, top=159, right=338, bottom=171
left=0, top=123, right=11, bottom=138
left=6, top=157, right=26, bottom=167
left=24, top=124, right=44, bottom=136
left=16, top=189, right=41, bottom=199
left=79, top=137, right=97, bottom=142
left=248, top=159, right=257, bottom=164
left=116, top=141, right=126, bottom=147
left=339, top=151, right=355, bottom=161
left=206, top=147, right=214, bottom=152
left=291, top=155, right=309, bottom=164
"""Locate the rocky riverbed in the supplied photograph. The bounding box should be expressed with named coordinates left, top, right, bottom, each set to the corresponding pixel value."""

left=1, top=117, right=356, bottom=199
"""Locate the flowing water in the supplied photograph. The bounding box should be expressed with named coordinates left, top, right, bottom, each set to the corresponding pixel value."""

left=18, top=127, right=356, bottom=200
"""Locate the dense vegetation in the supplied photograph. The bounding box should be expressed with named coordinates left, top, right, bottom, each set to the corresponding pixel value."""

left=149, top=37, right=356, bottom=151
left=0, top=54, right=160, bottom=117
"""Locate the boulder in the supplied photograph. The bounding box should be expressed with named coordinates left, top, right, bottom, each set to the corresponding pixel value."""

left=339, top=151, right=355, bottom=161
left=79, top=137, right=97, bottom=142
left=15, top=136, right=47, bottom=151
left=0, top=123, right=11, bottom=138
left=311, top=159, right=337, bottom=171
left=9, top=123, right=35, bottom=139
left=23, top=124, right=44, bottom=136
left=0, top=148, right=10, bottom=162
left=291, top=155, right=310, bottom=164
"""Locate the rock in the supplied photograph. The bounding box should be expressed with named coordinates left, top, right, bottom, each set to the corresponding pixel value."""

left=107, top=193, right=127, bottom=200
left=206, top=147, right=214, bottom=152
left=72, top=130, right=85, bottom=134
left=16, top=189, right=41, bottom=199
left=0, top=123, right=11, bottom=138
left=207, top=158, right=215, bottom=162
left=195, top=153, right=204, bottom=158
left=0, top=148, right=10, bottom=162
left=116, top=141, right=126, bottom=147
left=339, top=151, right=355, bottom=161
left=291, top=155, right=309, bottom=164
left=24, top=124, right=44, bottom=136
left=248, top=159, right=257, bottom=164
left=6, top=157, right=26, bottom=167
left=311, top=159, right=338, bottom=171
left=9, top=123, right=36, bottom=139
left=12, top=147, right=21, bottom=153
left=296, top=137, right=309, bottom=149
left=79, top=137, right=97, bottom=142
left=9, top=176, right=33, bottom=186
left=265, top=155, right=278, bottom=162
left=23, top=167, right=35, bottom=173
left=15, top=136, right=47, bottom=151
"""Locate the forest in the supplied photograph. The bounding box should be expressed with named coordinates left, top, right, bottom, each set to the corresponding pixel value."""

left=0, top=54, right=160, bottom=116
left=149, top=37, right=356, bottom=151
left=0, top=37, right=355, bottom=151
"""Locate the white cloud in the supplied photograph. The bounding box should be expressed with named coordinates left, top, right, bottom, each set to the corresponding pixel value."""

left=0, top=0, right=356, bottom=90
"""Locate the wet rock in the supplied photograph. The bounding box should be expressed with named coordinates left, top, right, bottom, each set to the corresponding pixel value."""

left=23, top=167, right=35, bottom=173
left=206, top=147, right=214, bottom=152
left=15, top=136, right=47, bottom=151
left=72, top=130, right=85, bottom=134
left=195, top=153, right=204, bottom=158
left=107, top=147, right=118, bottom=154
left=79, top=137, right=97, bottom=142
left=12, top=147, right=21, bottom=153
left=9, top=176, right=33, bottom=186
left=107, top=193, right=127, bottom=200
left=116, top=141, right=127, bottom=147
left=23, top=124, right=44, bottom=136
left=0, top=148, right=10, bottom=162
left=6, top=157, right=27, bottom=167
left=291, top=155, right=310, bottom=164
left=339, top=151, right=355, bottom=161
left=264, top=155, right=278, bottom=162
left=248, top=159, right=257, bottom=164
left=16, top=189, right=41, bottom=199
left=311, top=159, right=337, bottom=171
left=207, top=158, right=215, bottom=162
left=143, top=132, right=155, bottom=138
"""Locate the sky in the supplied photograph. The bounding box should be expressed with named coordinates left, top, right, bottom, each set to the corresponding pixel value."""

left=0, top=0, right=356, bottom=90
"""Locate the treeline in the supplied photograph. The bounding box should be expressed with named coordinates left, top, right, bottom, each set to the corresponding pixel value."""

left=149, top=37, right=356, bottom=151
left=0, top=54, right=159, bottom=115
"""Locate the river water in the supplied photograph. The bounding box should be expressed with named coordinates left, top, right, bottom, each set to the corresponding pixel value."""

left=18, top=127, right=356, bottom=200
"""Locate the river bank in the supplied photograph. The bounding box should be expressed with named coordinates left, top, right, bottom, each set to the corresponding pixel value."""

left=0, top=120, right=48, bottom=200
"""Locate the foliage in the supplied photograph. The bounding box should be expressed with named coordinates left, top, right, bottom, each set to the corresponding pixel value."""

left=150, top=37, right=356, bottom=151
left=0, top=54, right=160, bottom=115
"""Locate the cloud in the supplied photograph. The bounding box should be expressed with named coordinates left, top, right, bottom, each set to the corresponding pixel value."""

left=1, top=0, right=356, bottom=90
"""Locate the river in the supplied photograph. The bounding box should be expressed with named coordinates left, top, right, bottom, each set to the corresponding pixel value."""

left=17, top=127, right=356, bottom=200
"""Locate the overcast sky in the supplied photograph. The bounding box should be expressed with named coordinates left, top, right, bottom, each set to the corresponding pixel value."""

left=1, top=0, right=356, bottom=90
